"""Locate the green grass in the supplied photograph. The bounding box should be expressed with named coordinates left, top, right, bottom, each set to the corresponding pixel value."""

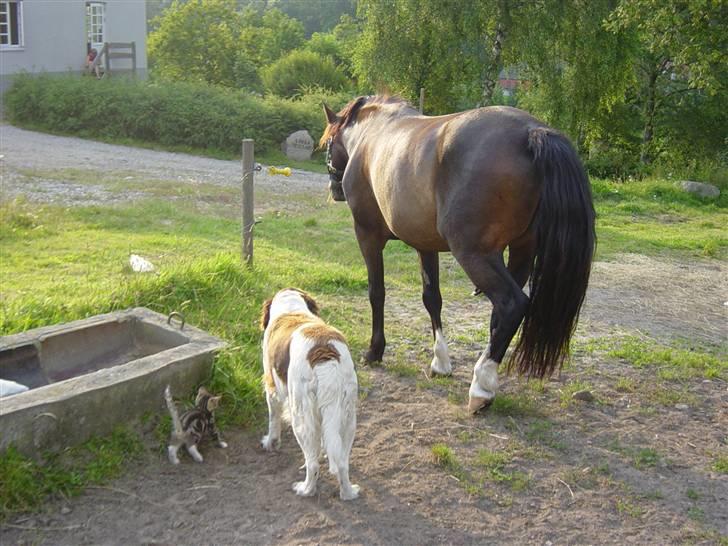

left=1, top=169, right=726, bottom=518
left=615, top=497, right=646, bottom=518
left=0, top=428, right=142, bottom=519
left=687, top=506, right=705, bottom=522
left=431, top=443, right=459, bottom=470
left=489, top=392, right=540, bottom=417
left=387, top=362, right=421, bottom=378
left=632, top=448, right=660, bottom=469
left=712, top=454, right=728, bottom=474
left=607, top=337, right=727, bottom=380
left=475, top=449, right=531, bottom=491
left=525, top=419, right=567, bottom=451
left=606, top=439, right=665, bottom=471
left=559, top=380, right=595, bottom=407
left=591, top=178, right=728, bottom=260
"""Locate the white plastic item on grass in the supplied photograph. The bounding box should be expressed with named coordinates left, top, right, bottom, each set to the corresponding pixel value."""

left=130, top=254, right=155, bottom=273
left=0, top=379, right=29, bottom=397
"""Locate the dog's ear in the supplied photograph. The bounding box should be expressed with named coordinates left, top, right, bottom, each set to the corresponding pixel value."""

left=260, top=298, right=273, bottom=330
left=301, top=292, right=320, bottom=316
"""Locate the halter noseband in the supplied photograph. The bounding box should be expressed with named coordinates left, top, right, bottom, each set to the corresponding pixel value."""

left=325, top=137, right=346, bottom=182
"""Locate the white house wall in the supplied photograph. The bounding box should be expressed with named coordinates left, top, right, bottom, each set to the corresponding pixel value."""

left=0, top=0, right=85, bottom=77
left=0, top=0, right=147, bottom=78
left=103, top=0, right=147, bottom=73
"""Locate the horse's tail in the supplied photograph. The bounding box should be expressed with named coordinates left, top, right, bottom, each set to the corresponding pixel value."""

left=510, top=127, right=596, bottom=378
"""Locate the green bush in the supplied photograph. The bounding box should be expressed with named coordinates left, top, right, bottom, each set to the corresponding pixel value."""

left=261, top=50, right=349, bottom=98
left=585, top=143, right=644, bottom=182
left=3, top=74, right=349, bottom=154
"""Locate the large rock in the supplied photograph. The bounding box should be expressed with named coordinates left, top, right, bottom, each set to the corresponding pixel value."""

left=281, top=130, right=314, bottom=161
left=679, top=180, right=720, bottom=199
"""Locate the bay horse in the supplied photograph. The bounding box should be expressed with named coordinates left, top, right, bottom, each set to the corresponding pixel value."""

left=321, top=96, right=596, bottom=413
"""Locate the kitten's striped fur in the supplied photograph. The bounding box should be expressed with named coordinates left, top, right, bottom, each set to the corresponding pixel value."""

left=164, top=385, right=227, bottom=464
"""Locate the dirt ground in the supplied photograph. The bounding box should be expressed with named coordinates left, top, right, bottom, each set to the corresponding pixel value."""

left=1, top=126, right=727, bottom=545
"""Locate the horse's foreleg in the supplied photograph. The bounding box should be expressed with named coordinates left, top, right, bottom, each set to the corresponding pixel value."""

left=355, top=226, right=387, bottom=363
left=452, top=250, right=529, bottom=414
left=418, top=250, right=452, bottom=376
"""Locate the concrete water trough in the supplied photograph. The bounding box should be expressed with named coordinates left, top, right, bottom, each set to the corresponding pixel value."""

left=0, top=308, right=226, bottom=457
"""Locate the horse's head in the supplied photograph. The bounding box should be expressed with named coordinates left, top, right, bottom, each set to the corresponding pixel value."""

left=321, top=103, right=349, bottom=201
left=320, top=97, right=370, bottom=202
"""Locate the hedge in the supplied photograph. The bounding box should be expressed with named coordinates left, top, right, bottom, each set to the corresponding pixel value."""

left=3, top=74, right=352, bottom=155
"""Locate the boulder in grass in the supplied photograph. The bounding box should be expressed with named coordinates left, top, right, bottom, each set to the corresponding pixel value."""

left=281, top=130, right=314, bottom=161
left=679, top=180, right=720, bottom=199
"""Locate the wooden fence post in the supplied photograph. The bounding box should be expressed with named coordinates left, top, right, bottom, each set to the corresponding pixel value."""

left=419, top=87, right=425, bottom=114
left=103, top=42, right=110, bottom=76
left=241, top=139, right=255, bottom=266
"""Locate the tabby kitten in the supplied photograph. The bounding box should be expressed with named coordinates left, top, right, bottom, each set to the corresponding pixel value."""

left=164, top=385, right=228, bottom=464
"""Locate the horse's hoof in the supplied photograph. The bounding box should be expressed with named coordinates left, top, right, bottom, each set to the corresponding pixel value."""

left=362, top=350, right=383, bottom=365
left=468, top=395, right=493, bottom=414
left=429, top=368, right=452, bottom=378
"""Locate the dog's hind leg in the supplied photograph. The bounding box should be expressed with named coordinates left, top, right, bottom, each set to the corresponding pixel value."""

left=291, top=412, right=320, bottom=497
left=335, top=382, right=360, bottom=500
left=290, top=375, right=320, bottom=497
left=320, top=359, right=359, bottom=500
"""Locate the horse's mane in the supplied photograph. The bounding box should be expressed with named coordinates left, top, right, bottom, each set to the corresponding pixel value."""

left=319, top=95, right=411, bottom=148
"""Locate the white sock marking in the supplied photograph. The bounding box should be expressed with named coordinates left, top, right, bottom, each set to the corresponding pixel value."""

left=469, top=352, right=499, bottom=400
left=430, top=329, right=452, bottom=375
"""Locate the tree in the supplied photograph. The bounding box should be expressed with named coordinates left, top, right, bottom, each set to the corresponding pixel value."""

left=353, top=0, right=489, bottom=113
left=267, top=0, right=356, bottom=36
left=261, top=50, right=349, bottom=97
left=239, top=7, right=306, bottom=67
left=147, top=0, right=249, bottom=87
left=608, top=0, right=728, bottom=164
left=510, top=0, right=635, bottom=149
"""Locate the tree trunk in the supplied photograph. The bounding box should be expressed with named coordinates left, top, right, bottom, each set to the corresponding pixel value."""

left=481, top=21, right=505, bottom=106
left=640, top=65, right=659, bottom=165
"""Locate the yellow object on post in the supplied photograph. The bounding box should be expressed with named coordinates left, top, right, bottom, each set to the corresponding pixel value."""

left=268, top=166, right=291, bottom=176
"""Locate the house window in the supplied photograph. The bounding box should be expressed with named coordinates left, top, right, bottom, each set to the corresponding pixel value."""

left=0, top=0, right=23, bottom=48
left=86, top=2, right=105, bottom=50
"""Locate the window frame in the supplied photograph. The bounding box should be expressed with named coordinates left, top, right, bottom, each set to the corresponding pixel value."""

left=0, top=0, right=24, bottom=50
left=86, top=2, right=105, bottom=51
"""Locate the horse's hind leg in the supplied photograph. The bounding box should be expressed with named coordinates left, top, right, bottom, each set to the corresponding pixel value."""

left=418, top=250, right=452, bottom=376
left=355, top=224, right=387, bottom=363
left=452, top=249, right=529, bottom=413
left=488, top=236, right=536, bottom=356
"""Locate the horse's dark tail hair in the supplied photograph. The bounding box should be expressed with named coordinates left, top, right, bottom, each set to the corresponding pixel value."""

left=509, top=127, right=596, bottom=379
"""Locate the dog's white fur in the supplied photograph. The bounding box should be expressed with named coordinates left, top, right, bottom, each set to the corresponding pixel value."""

left=261, top=289, right=359, bottom=500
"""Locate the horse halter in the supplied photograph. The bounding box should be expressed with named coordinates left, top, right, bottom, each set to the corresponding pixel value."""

left=325, top=137, right=346, bottom=182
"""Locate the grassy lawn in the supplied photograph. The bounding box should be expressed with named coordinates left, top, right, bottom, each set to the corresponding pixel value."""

left=0, top=173, right=726, bottom=518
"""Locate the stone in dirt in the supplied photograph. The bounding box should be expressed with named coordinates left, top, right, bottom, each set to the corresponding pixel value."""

left=281, top=130, right=314, bottom=161
left=679, top=180, right=720, bottom=198
left=572, top=390, right=594, bottom=402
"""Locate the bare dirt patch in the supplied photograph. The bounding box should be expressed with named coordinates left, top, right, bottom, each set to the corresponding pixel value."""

left=1, top=127, right=726, bottom=545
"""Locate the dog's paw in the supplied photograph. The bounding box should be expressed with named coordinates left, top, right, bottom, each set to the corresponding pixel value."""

left=292, top=481, right=316, bottom=497
left=340, top=484, right=360, bottom=501
left=261, top=435, right=277, bottom=451
left=218, top=441, right=228, bottom=449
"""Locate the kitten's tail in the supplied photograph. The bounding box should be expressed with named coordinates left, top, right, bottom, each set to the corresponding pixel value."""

left=164, top=385, right=184, bottom=437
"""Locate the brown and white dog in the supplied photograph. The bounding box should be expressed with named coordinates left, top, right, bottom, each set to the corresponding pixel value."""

left=260, top=288, right=359, bottom=500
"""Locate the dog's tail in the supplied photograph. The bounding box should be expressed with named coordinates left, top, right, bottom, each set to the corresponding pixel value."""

left=314, top=343, right=359, bottom=499
left=164, top=385, right=184, bottom=437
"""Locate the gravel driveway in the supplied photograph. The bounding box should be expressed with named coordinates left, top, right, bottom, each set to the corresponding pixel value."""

left=0, top=124, right=329, bottom=205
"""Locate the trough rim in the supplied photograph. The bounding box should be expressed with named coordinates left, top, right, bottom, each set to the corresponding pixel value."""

left=0, top=307, right=227, bottom=415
